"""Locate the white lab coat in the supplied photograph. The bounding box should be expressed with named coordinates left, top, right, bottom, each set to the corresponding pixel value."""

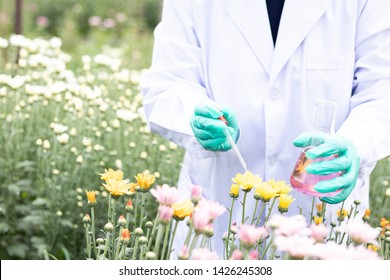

left=140, top=0, right=390, bottom=257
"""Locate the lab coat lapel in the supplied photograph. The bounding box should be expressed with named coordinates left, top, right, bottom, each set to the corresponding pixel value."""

left=227, top=0, right=274, bottom=76
left=270, top=0, right=326, bottom=84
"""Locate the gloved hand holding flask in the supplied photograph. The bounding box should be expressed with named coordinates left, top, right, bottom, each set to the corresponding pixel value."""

left=291, top=100, right=360, bottom=204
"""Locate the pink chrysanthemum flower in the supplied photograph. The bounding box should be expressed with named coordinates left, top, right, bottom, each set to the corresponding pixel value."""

left=275, top=235, right=315, bottom=259
left=190, top=184, right=203, bottom=202
left=150, top=184, right=180, bottom=206
left=268, top=214, right=309, bottom=236
left=238, top=224, right=268, bottom=248
left=229, top=250, right=243, bottom=260
left=342, top=220, right=380, bottom=245
left=310, top=224, right=329, bottom=243
left=191, top=248, right=219, bottom=260
left=158, top=205, right=174, bottom=224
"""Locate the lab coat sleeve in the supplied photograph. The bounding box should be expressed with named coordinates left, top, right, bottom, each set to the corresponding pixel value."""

left=337, top=0, right=390, bottom=177
left=139, top=0, right=216, bottom=158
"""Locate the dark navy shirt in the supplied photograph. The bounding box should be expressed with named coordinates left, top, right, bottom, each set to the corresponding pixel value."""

left=266, top=0, right=285, bottom=45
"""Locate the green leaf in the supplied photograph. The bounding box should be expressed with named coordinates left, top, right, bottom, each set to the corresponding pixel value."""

left=7, top=184, right=20, bottom=196
left=0, top=222, right=11, bottom=234
left=15, top=161, right=36, bottom=172
left=7, top=243, right=29, bottom=259
left=60, top=219, right=74, bottom=228
left=32, top=198, right=48, bottom=207
left=21, top=215, right=44, bottom=227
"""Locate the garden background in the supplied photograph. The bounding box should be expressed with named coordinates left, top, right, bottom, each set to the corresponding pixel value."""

left=0, top=0, right=389, bottom=260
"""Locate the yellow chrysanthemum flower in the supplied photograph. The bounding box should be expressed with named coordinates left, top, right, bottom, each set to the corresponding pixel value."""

left=128, top=182, right=137, bottom=196
left=278, top=194, right=295, bottom=213
left=316, top=203, right=323, bottom=214
left=172, top=199, right=194, bottom=220
left=367, top=244, right=378, bottom=252
left=313, top=216, right=323, bottom=225
left=103, top=178, right=131, bottom=198
left=268, top=179, right=292, bottom=194
left=135, top=172, right=156, bottom=192
left=85, top=190, right=97, bottom=206
left=100, top=168, right=123, bottom=182
left=232, top=171, right=262, bottom=192
left=229, top=184, right=240, bottom=198
left=254, top=182, right=278, bottom=202
left=337, top=209, right=349, bottom=221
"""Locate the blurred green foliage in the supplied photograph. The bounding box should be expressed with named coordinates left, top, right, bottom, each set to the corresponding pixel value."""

left=0, top=0, right=162, bottom=69
left=0, top=0, right=388, bottom=260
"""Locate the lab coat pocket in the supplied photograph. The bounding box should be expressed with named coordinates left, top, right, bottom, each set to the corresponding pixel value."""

left=305, top=54, right=355, bottom=125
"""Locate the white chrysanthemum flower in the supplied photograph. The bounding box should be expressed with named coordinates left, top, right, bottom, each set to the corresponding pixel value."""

left=8, top=75, right=25, bottom=90
left=57, top=133, right=69, bottom=144
left=0, top=37, right=9, bottom=48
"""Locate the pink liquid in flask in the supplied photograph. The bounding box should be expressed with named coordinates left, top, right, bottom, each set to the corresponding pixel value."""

left=290, top=147, right=341, bottom=197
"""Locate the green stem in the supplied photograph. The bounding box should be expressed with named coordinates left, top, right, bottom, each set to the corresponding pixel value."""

left=226, top=198, right=235, bottom=258
left=85, top=225, right=91, bottom=259
left=90, top=207, right=97, bottom=258
left=111, top=198, right=117, bottom=258
left=337, top=201, right=346, bottom=227
left=241, top=192, right=248, bottom=225
left=107, top=194, right=111, bottom=222
left=120, top=243, right=127, bottom=260
left=147, top=214, right=159, bottom=251
left=167, top=219, right=180, bottom=260
left=115, top=226, right=124, bottom=259
left=103, top=232, right=110, bottom=259
left=126, top=212, right=131, bottom=230
left=161, top=223, right=171, bottom=260
left=321, top=201, right=327, bottom=221
left=140, top=245, right=146, bottom=260
left=228, top=234, right=236, bottom=259
left=261, top=235, right=274, bottom=260
left=265, top=197, right=277, bottom=222
left=309, top=197, right=315, bottom=225
left=139, top=192, right=145, bottom=228
left=134, top=192, right=140, bottom=228
left=184, top=219, right=194, bottom=247
left=154, top=224, right=166, bottom=258
left=251, top=199, right=259, bottom=224
left=131, top=237, right=139, bottom=260
left=189, top=233, right=199, bottom=252
left=255, top=203, right=267, bottom=227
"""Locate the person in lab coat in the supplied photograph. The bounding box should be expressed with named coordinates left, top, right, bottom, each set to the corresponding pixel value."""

left=140, top=0, right=390, bottom=257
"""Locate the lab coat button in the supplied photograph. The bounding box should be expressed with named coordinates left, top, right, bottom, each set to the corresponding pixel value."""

left=270, top=88, right=281, bottom=100
left=268, top=155, right=278, bottom=166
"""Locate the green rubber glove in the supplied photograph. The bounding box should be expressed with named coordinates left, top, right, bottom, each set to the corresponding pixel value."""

left=293, top=132, right=360, bottom=204
left=190, top=104, right=239, bottom=151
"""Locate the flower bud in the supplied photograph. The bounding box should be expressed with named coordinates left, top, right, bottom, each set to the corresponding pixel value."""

left=117, top=215, right=126, bottom=227
left=121, top=229, right=131, bottom=244
left=104, top=222, right=114, bottom=232
left=83, top=214, right=91, bottom=224
left=134, top=227, right=144, bottom=236
left=138, top=236, right=148, bottom=245
left=125, top=199, right=134, bottom=213
left=146, top=251, right=157, bottom=260
left=96, top=238, right=105, bottom=245
left=354, top=200, right=361, bottom=205
left=204, top=226, right=214, bottom=238
left=145, top=221, right=153, bottom=229
left=230, top=224, right=238, bottom=235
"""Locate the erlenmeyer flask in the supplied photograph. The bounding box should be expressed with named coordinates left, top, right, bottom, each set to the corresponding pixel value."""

left=290, top=100, right=341, bottom=197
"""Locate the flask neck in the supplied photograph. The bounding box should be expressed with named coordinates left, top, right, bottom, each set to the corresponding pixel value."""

left=311, top=100, right=336, bottom=145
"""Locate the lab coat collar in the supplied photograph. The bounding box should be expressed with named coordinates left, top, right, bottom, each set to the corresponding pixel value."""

left=227, top=0, right=274, bottom=76
left=270, top=0, right=326, bottom=84
left=227, top=0, right=326, bottom=82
